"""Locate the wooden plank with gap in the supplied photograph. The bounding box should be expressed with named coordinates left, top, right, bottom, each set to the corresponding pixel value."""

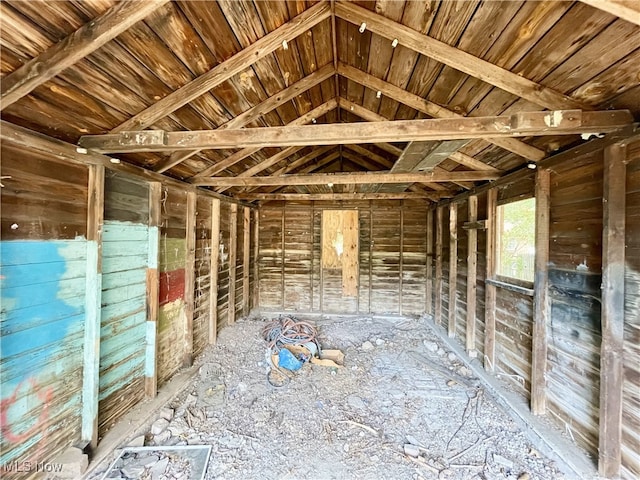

left=484, top=188, right=498, bottom=372
left=228, top=204, right=238, bottom=325
left=448, top=203, right=458, bottom=338
left=243, top=206, right=251, bottom=315
left=209, top=198, right=220, bottom=345
left=466, top=195, right=478, bottom=356
left=435, top=206, right=444, bottom=326
left=183, top=191, right=196, bottom=368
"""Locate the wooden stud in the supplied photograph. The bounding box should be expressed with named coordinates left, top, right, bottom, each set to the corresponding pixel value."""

left=229, top=204, right=238, bottom=325
left=0, top=0, right=169, bottom=110
left=466, top=195, right=478, bottom=356
left=598, top=142, right=627, bottom=478
left=145, top=182, right=161, bottom=398
left=484, top=188, right=498, bottom=372
left=253, top=209, right=260, bottom=310
left=531, top=169, right=551, bottom=415
left=426, top=208, right=434, bottom=315
left=243, top=207, right=251, bottom=315
left=399, top=205, right=405, bottom=315
left=110, top=2, right=331, bottom=132
left=448, top=203, right=458, bottom=338
left=209, top=199, right=220, bottom=345
left=79, top=110, right=633, bottom=154
left=435, top=206, right=444, bottom=326
left=182, top=191, right=196, bottom=368
left=82, top=163, right=104, bottom=448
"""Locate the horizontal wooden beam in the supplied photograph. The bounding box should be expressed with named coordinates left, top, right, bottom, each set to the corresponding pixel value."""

left=580, top=0, right=640, bottom=26
left=235, top=192, right=451, bottom=201
left=338, top=63, right=546, bottom=162
left=111, top=1, right=331, bottom=132
left=1, top=0, right=169, bottom=110
left=463, top=220, right=488, bottom=230
left=192, top=170, right=500, bottom=187
left=336, top=1, right=585, bottom=110
left=79, top=110, right=633, bottom=153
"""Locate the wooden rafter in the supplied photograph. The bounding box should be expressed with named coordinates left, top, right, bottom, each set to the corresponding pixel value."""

left=154, top=64, right=335, bottom=172
left=235, top=192, right=451, bottom=201
left=192, top=170, right=500, bottom=187
left=1, top=0, right=169, bottom=110
left=338, top=63, right=546, bottom=161
left=80, top=110, right=633, bottom=153
left=191, top=99, right=338, bottom=178
left=579, top=0, right=640, bottom=26
left=110, top=1, right=331, bottom=132
left=335, top=1, right=586, bottom=110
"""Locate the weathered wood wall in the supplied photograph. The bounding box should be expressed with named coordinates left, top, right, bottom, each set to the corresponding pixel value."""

left=257, top=200, right=429, bottom=314
left=98, top=174, right=149, bottom=437
left=0, top=128, right=256, bottom=476
left=622, top=139, right=640, bottom=480
left=433, top=138, right=640, bottom=478
left=1, top=143, right=89, bottom=470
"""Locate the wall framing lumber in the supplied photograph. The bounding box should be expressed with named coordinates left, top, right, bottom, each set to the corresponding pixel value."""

left=0, top=0, right=169, bottom=110
left=79, top=111, right=633, bottom=153
left=228, top=204, right=238, bottom=325
left=145, top=182, right=161, bottom=397
left=209, top=199, right=221, bottom=345
left=426, top=208, right=434, bottom=315
left=466, top=195, right=478, bottom=356
left=598, top=142, right=627, bottom=478
left=253, top=209, right=260, bottom=309
left=484, top=188, right=498, bottom=372
left=532, top=169, right=551, bottom=415
left=82, top=163, right=104, bottom=448
left=243, top=207, right=251, bottom=315
left=111, top=2, right=331, bottom=132
left=182, top=191, right=196, bottom=368
left=448, top=203, right=458, bottom=338
left=435, top=206, right=444, bottom=326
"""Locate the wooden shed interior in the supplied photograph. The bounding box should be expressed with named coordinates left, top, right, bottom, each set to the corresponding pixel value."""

left=1, top=0, right=639, bottom=478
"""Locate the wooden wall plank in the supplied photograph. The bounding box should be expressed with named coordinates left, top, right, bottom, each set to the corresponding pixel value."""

left=209, top=199, right=220, bottom=344
left=145, top=182, right=161, bottom=398
left=182, top=192, right=196, bottom=367
left=448, top=203, right=458, bottom=337
left=599, top=142, right=627, bottom=478
left=435, top=206, right=444, bottom=325
left=426, top=208, right=434, bottom=315
left=228, top=203, right=238, bottom=324
left=243, top=207, right=251, bottom=315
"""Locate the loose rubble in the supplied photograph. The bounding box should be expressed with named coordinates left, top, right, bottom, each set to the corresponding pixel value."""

left=89, top=315, right=571, bottom=480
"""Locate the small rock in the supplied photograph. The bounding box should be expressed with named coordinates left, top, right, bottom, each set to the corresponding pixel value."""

left=406, top=435, right=421, bottom=446
left=129, top=435, right=146, bottom=447
left=423, top=341, right=438, bottom=353
left=447, top=352, right=457, bottom=362
left=153, top=430, right=171, bottom=444
left=159, top=407, right=174, bottom=421
left=150, top=418, right=170, bottom=435
left=375, top=338, right=385, bottom=346
left=51, top=446, right=88, bottom=479
left=343, top=443, right=350, bottom=453
left=403, top=444, right=420, bottom=458
left=518, top=473, right=531, bottom=480
left=121, top=465, right=145, bottom=478
left=185, top=393, right=198, bottom=406
left=457, top=366, right=471, bottom=377
left=437, top=348, right=446, bottom=356
left=137, top=454, right=159, bottom=467
left=493, top=453, right=514, bottom=470
left=446, top=380, right=457, bottom=387
left=438, top=468, right=454, bottom=480
left=362, top=341, right=375, bottom=351
left=149, top=457, right=169, bottom=478
left=347, top=395, right=366, bottom=409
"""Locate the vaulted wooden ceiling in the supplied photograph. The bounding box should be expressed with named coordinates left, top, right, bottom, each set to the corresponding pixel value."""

left=1, top=0, right=639, bottom=202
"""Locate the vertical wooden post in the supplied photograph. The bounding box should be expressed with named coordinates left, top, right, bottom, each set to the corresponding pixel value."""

left=426, top=207, right=433, bottom=315
left=435, top=206, right=444, bottom=326
left=145, top=182, right=161, bottom=398
left=209, top=198, right=220, bottom=344
left=253, top=208, right=260, bottom=311
left=182, top=191, right=196, bottom=367
left=281, top=206, right=286, bottom=311
left=82, top=164, right=104, bottom=448
left=598, top=143, right=627, bottom=478
left=399, top=205, right=404, bottom=315
left=448, top=203, right=458, bottom=337
left=228, top=203, right=238, bottom=324
left=532, top=169, right=550, bottom=415
left=484, top=188, right=498, bottom=372
left=466, top=195, right=478, bottom=356
left=242, top=206, right=251, bottom=315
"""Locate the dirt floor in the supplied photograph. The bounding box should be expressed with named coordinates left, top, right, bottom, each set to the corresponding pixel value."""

left=88, top=315, right=574, bottom=480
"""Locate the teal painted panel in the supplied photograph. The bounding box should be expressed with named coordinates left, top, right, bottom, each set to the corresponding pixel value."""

left=1, top=240, right=86, bottom=466
left=99, top=220, right=148, bottom=428
left=102, top=268, right=147, bottom=290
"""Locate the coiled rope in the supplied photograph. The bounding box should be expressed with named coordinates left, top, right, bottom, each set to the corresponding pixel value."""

left=261, top=316, right=318, bottom=352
